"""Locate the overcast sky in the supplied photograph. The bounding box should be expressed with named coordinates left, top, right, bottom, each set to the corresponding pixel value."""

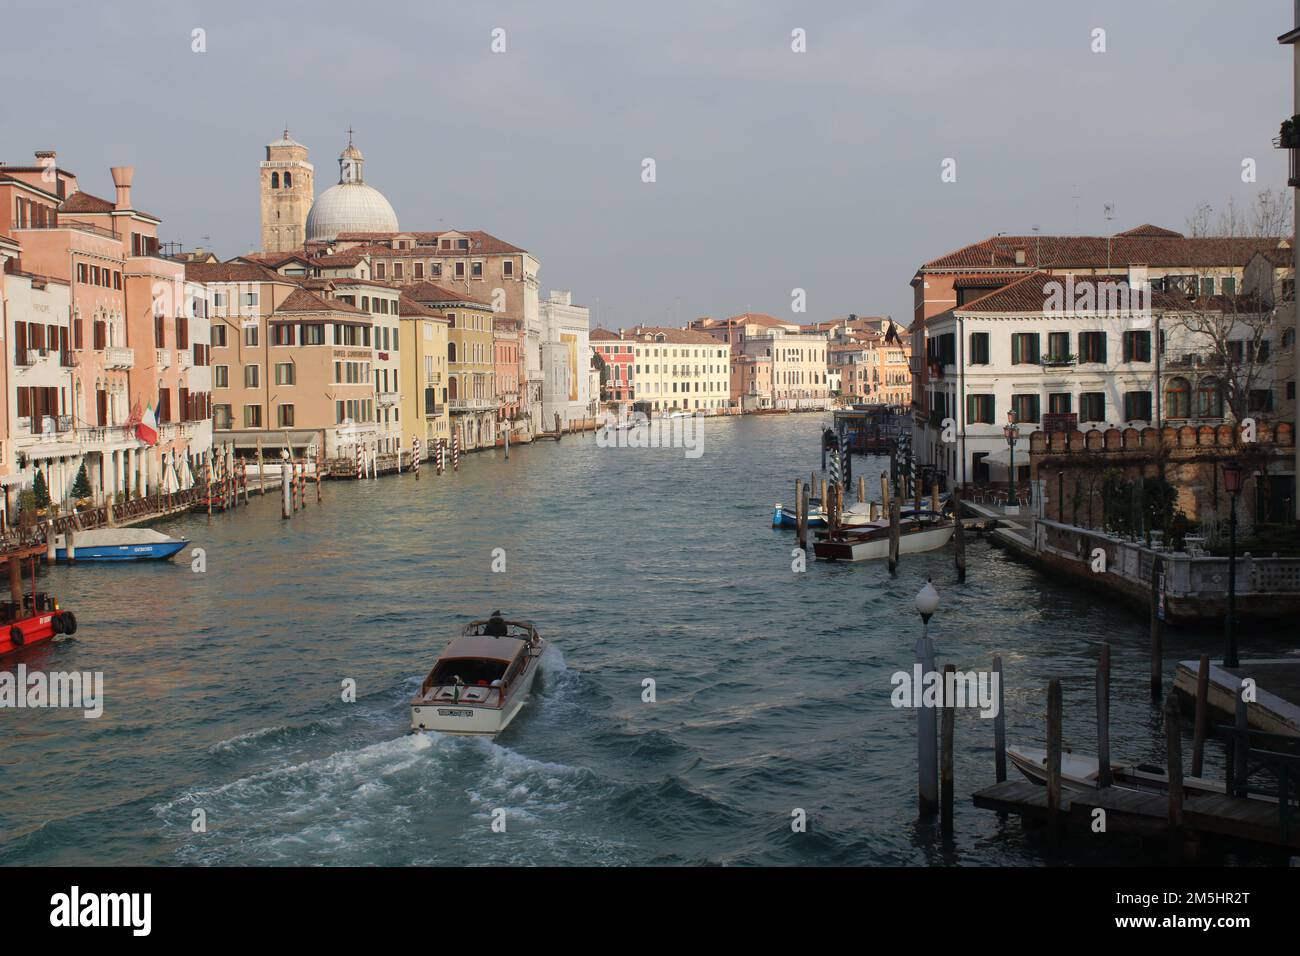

left=2, top=1, right=1293, bottom=327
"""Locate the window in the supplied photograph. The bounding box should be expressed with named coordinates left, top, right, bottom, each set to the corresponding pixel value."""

left=1200, top=276, right=1214, bottom=296
left=1122, top=330, right=1151, bottom=363
left=1165, top=377, right=1191, bottom=418
left=275, top=363, right=295, bottom=386
left=966, top=394, right=995, bottom=424
left=277, top=404, right=295, bottom=427
left=214, top=404, right=232, bottom=430
left=241, top=292, right=258, bottom=308
left=1046, top=332, right=1070, bottom=362
left=244, top=325, right=259, bottom=347
left=1222, top=277, right=1236, bottom=295
left=1123, top=390, right=1152, bottom=422
left=243, top=404, right=262, bottom=428
left=415, top=262, right=425, bottom=279
left=214, top=365, right=229, bottom=388
left=471, top=261, right=483, bottom=278
left=1248, top=388, right=1274, bottom=413
left=503, top=259, right=514, bottom=277
left=1010, top=393, right=1040, bottom=424
left=1079, top=331, right=1107, bottom=363
left=1048, top=392, right=1072, bottom=414
left=272, top=324, right=295, bottom=346
left=394, top=262, right=404, bottom=280
left=244, top=365, right=260, bottom=388
left=1197, top=377, right=1223, bottom=418
left=375, top=263, right=386, bottom=279
left=211, top=325, right=227, bottom=347
left=303, top=323, right=325, bottom=345
left=271, top=172, right=280, bottom=189
left=1010, top=333, right=1040, bottom=365
left=454, top=262, right=465, bottom=279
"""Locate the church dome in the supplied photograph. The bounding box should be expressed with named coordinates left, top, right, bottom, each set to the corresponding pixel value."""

left=306, top=182, right=398, bottom=241
left=304, top=132, right=398, bottom=241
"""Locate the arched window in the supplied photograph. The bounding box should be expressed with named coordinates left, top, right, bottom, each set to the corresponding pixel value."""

left=1197, top=376, right=1223, bottom=419
left=448, top=342, right=457, bottom=363
left=1165, top=377, right=1191, bottom=419
left=284, top=172, right=292, bottom=188
left=270, top=172, right=279, bottom=189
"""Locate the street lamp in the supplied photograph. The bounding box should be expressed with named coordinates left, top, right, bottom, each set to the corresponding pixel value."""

left=1003, top=410, right=1020, bottom=507
left=1222, top=460, right=1243, bottom=668
left=915, top=579, right=940, bottom=816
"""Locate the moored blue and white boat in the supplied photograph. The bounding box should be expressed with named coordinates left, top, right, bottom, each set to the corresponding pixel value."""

left=54, top=528, right=189, bottom=562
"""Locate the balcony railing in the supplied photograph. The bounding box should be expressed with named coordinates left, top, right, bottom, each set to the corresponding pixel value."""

left=156, top=348, right=172, bottom=369
left=378, top=391, right=399, bottom=406
left=424, top=403, right=446, bottom=418
left=105, top=347, right=134, bottom=369
left=449, top=397, right=497, bottom=412
left=177, top=351, right=193, bottom=371
left=1040, top=354, right=1076, bottom=369
left=17, top=415, right=73, bottom=436
left=75, top=424, right=140, bottom=445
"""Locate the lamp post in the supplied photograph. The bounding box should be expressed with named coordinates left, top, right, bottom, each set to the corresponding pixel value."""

left=1003, top=411, right=1019, bottom=507
left=915, top=579, right=940, bottom=817
left=1222, top=460, right=1242, bottom=669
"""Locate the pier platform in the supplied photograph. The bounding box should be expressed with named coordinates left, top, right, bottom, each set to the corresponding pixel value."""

left=1173, top=658, right=1300, bottom=736
left=973, top=780, right=1300, bottom=852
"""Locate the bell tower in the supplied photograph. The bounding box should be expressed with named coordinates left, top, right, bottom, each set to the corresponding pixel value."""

left=259, top=130, right=314, bottom=253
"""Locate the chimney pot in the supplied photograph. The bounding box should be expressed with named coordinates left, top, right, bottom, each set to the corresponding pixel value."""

left=110, top=166, right=134, bottom=210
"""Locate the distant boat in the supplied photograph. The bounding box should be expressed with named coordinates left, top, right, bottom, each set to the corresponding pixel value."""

left=813, top=512, right=954, bottom=562
left=773, top=500, right=828, bottom=528
left=54, top=528, right=188, bottom=562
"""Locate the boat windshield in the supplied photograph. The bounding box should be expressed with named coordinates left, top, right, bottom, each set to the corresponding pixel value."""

left=431, top=658, right=508, bottom=685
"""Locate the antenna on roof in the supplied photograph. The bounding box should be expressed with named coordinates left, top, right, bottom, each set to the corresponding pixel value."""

left=1103, top=202, right=1115, bottom=222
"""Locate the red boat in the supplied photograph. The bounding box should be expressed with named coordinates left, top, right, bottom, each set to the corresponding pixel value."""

left=0, top=544, right=77, bottom=656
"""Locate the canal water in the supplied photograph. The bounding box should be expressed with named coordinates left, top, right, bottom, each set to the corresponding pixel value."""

left=0, top=415, right=1286, bottom=866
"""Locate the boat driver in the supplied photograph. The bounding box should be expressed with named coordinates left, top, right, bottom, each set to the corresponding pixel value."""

left=484, top=611, right=508, bottom=637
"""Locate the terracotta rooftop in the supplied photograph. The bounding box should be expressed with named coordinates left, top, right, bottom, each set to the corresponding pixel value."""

left=185, top=262, right=286, bottom=283
left=954, top=271, right=1198, bottom=314
left=404, top=281, right=491, bottom=308
left=627, top=325, right=727, bottom=345
left=398, top=292, right=449, bottom=321
left=58, top=190, right=159, bottom=221
left=335, top=229, right=527, bottom=255
left=919, top=229, right=1286, bottom=274
left=589, top=327, right=622, bottom=342
left=275, top=287, right=367, bottom=316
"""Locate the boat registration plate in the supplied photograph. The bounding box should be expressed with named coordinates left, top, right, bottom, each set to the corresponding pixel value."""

left=437, top=708, right=474, bottom=718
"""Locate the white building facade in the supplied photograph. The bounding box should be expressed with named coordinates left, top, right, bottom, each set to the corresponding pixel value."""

left=539, top=290, right=593, bottom=428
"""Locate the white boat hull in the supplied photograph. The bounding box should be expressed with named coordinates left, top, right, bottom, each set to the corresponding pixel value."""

left=410, top=651, right=541, bottom=735
left=814, top=523, right=954, bottom=562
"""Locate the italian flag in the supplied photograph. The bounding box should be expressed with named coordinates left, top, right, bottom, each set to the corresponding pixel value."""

left=136, top=401, right=158, bottom=445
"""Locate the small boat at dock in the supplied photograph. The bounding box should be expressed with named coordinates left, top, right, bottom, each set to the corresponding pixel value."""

left=410, top=614, right=545, bottom=735
left=0, top=546, right=76, bottom=655
left=812, top=511, right=954, bottom=562
left=54, top=528, right=188, bottom=562
left=1007, top=744, right=1251, bottom=799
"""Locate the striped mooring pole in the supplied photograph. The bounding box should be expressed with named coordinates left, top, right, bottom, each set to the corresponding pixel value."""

left=413, top=437, right=421, bottom=480
left=452, top=432, right=460, bottom=472
left=355, top=443, right=363, bottom=480
left=437, top=439, right=445, bottom=475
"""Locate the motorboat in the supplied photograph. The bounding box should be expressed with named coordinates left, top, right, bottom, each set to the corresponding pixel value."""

left=1006, top=744, right=1247, bottom=799
left=812, top=511, right=954, bottom=562
left=410, top=617, right=545, bottom=735
left=54, top=527, right=188, bottom=562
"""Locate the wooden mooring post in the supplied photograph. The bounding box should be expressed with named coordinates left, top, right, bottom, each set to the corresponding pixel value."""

left=857, top=475, right=865, bottom=504
left=1191, top=653, right=1211, bottom=778
left=1164, top=691, right=1185, bottom=862
left=953, top=487, right=966, bottom=582
left=887, top=489, right=901, bottom=575
left=941, top=662, right=955, bottom=836
left=257, top=441, right=265, bottom=496
left=1046, top=679, right=1063, bottom=822
left=992, top=655, right=1006, bottom=783
left=1149, top=555, right=1164, bottom=701
left=280, top=457, right=291, bottom=520
left=1097, top=642, right=1112, bottom=788
left=797, top=482, right=809, bottom=551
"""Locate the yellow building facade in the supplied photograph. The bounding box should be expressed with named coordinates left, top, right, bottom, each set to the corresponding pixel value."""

left=397, top=293, right=450, bottom=456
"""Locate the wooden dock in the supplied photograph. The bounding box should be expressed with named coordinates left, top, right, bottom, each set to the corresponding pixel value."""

left=1174, top=658, right=1300, bottom=736
left=973, top=780, right=1300, bottom=851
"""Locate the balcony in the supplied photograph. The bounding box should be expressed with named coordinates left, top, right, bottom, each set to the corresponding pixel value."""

left=177, top=351, right=193, bottom=371
left=75, top=424, right=139, bottom=446
left=449, top=397, right=497, bottom=412
left=1040, top=354, right=1076, bottom=369
left=155, top=348, right=172, bottom=369
left=18, top=415, right=73, bottom=436
left=378, top=391, right=399, bottom=406
left=424, top=404, right=446, bottom=418
left=105, top=347, right=134, bottom=370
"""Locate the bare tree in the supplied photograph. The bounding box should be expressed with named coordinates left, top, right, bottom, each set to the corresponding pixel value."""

left=1165, top=291, right=1279, bottom=423
left=1184, top=189, right=1292, bottom=238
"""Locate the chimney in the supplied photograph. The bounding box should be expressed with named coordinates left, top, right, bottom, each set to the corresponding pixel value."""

left=110, top=166, right=134, bottom=210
